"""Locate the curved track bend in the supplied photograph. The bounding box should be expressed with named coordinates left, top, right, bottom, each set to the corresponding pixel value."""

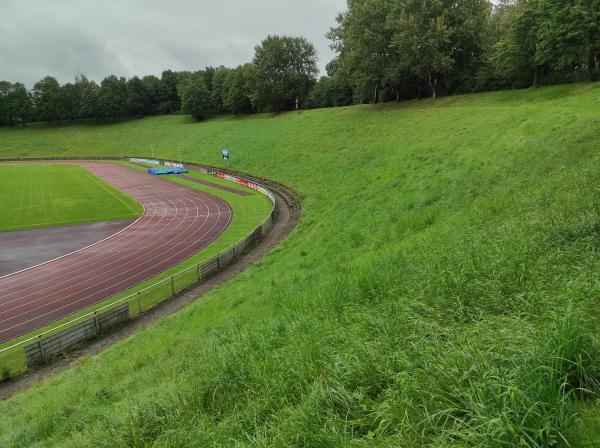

left=0, top=163, right=232, bottom=342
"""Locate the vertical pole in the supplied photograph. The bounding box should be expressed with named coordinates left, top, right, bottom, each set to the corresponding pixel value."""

left=171, top=276, right=175, bottom=295
left=38, top=335, right=45, bottom=363
left=94, top=312, right=100, bottom=335
left=197, top=263, right=202, bottom=282
left=137, top=291, right=143, bottom=314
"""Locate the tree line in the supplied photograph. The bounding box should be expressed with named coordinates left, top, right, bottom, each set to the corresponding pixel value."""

left=1, top=0, right=598, bottom=126
left=177, top=35, right=318, bottom=119
left=328, top=0, right=600, bottom=103
left=0, top=71, right=180, bottom=126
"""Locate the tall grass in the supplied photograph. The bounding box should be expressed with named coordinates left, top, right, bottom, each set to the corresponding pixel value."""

left=1, top=83, right=600, bottom=446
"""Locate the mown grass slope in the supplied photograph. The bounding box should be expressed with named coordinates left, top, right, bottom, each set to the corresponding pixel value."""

left=0, top=164, right=141, bottom=232
left=1, top=83, right=600, bottom=446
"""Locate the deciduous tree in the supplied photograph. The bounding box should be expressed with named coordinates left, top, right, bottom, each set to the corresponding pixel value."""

left=252, top=35, right=318, bottom=111
left=32, top=76, right=61, bottom=122
left=178, top=73, right=211, bottom=120
left=158, top=70, right=181, bottom=114
left=222, top=65, right=253, bottom=115
left=98, top=75, right=128, bottom=119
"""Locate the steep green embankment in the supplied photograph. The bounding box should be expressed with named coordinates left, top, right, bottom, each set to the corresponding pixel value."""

left=1, top=83, right=600, bottom=446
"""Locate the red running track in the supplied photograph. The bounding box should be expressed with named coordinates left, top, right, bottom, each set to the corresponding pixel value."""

left=0, top=163, right=232, bottom=343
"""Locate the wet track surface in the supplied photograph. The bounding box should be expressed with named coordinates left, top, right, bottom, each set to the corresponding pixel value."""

left=0, top=163, right=232, bottom=342
left=0, top=220, right=135, bottom=277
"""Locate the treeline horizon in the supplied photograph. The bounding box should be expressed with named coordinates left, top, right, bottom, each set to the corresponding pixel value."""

left=1, top=0, right=599, bottom=126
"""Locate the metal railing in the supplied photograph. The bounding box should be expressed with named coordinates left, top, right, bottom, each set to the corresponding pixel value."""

left=0, top=159, right=276, bottom=380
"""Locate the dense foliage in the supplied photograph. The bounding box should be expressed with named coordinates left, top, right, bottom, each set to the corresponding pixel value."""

left=0, top=71, right=181, bottom=125
left=479, top=0, right=600, bottom=89
left=329, top=0, right=600, bottom=102
left=0, top=0, right=598, bottom=124
left=252, top=36, right=318, bottom=111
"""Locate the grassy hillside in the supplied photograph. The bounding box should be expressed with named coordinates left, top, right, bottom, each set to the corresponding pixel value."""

left=1, top=83, right=600, bottom=446
left=0, top=164, right=141, bottom=232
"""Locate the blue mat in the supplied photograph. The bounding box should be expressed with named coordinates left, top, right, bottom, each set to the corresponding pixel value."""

left=148, top=167, right=188, bottom=175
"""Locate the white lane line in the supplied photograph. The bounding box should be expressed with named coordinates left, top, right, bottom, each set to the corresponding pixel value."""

left=0, top=166, right=183, bottom=292
left=1, top=194, right=230, bottom=336
left=0, top=164, right=233, bottom=337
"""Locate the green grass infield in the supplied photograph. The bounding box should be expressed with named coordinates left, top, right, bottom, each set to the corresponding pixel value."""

left=0, top=163, right=141, bottom=232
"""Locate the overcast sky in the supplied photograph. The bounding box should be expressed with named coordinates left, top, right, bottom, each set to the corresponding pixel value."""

left=0, top=0, right=347, bottom=87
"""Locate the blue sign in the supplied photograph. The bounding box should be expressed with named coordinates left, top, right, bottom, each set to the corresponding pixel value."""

left=221, top=148, right=230, bottom=160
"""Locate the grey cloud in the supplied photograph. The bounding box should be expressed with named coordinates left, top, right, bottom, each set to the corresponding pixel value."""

left=0, top=0, right=346, bottom=86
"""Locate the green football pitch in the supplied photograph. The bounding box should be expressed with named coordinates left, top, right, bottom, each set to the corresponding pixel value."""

left=0, top=164, right=141, bottom=232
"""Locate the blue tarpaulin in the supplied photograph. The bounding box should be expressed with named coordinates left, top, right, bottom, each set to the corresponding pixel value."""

left=148, top=167, right=188, bottom=175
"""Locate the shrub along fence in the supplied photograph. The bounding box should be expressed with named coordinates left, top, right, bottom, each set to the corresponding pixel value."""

left=0, top=158, right=276, bottom=380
